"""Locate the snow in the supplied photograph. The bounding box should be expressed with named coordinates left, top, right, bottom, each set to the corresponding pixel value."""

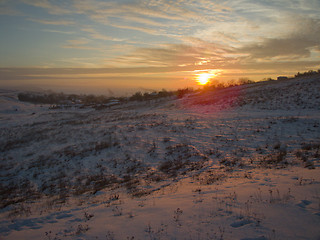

left=0, top=75, right=320, bottom=239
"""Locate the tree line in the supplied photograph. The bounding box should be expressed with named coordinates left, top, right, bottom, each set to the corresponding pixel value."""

left=18, top=69, right=320, bottom=105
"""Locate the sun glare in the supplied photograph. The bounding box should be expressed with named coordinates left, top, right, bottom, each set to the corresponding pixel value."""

left=197, top=73, right=211, bottom=85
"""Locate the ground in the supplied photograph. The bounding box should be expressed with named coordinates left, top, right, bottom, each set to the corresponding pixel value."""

left=0, top=75, right=319, bottom=239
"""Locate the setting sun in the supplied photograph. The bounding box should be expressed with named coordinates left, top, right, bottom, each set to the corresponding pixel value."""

left=197, top=73, right=211, bottom=85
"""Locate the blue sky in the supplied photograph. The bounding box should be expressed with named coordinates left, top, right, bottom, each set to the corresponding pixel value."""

left=0, top=0, right=320, bottom=94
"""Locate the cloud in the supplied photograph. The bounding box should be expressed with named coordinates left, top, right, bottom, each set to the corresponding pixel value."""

left=1, top=57, right=319, bottom=82
left=22, top=0, right=72, bottom=15
left=240, top=38, right=314, bottom=59
left=107, top=23, right=160, bottom=35
left=14, top=0, right=230, bottom=40
left=140, top=0, right=229, bottom=21
left=111, top=40, right=230, bottom=69
left=0, top=67, right=182, bottom=82
left=117, top=15, right=166, bottom=27
left=66, top=39, right=89, bottom=45
left=42, top=29, right=75, bottom=34
left=72, top=1, right=182, bottom=36
left=124, top=2, right=195, bottom=21
left=2, top=0, right=319, bottom=81
left=62, top=38, right=99, bottom=50
left=72, top=0, right=229, bottom=37
left=0, top=2, right=22, bottom=16
left=28, top=18, right=75, bottom=25
left=230, top=60, right=320, bottom=71
left=75, top=5, right=167, bottom=36
left=107, top=30, right=320, bottom=77
left=238, top=16, right=320, bottom=59
left=62, top=45, right=98, bottom=50
left=81, top=28, right=125, bottom=42
left=56, top=58, right=103, bottom=68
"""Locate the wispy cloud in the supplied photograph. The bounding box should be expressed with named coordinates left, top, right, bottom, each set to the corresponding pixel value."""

left=22, top=0, right=72, bottom=15
left=42, top=29, right=75, bottom=34
left=62, top=45, right=98, bottom=50
left=28, top=18, right=75, bottom=25
left=66, top=39, right=89, bottom=45
left=0, top=1, right=22, bottom=16
left=62, top=38, right=99, bottom=50
left=72, top=0, right=229, bottom=37
left=107, top=23, right=160, bottom=36
left=81, top=28, right=125, bottom=42
left=117, top=15, right=166, bottom=27
left=112, top=41, right=230, bottom=69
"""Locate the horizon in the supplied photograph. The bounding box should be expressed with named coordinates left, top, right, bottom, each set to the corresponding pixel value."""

left=1, top=0, right=320, bottom=94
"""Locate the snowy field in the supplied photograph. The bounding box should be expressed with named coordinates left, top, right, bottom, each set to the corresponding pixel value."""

left=0, top=75, right=320, bottom=239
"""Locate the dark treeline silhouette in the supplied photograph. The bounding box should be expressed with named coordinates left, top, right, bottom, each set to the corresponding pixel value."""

left=18, top=92, right=68, bottom=104
left=18, top=89, right=177, bottom=106
left=18, top=92, right=119, bottom=105
left=295, top=69, right=320, bottom=78
left=129, top=89, right=173, bottom=101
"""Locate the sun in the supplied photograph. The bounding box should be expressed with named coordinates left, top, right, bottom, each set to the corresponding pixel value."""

left=197, top=73, right=211, bottom=85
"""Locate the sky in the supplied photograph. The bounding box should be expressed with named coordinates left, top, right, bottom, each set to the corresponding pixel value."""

left=0, top=0, right=320, bottom=95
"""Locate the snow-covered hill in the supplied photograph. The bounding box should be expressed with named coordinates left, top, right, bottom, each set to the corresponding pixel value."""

left=179, top=74, right=320, bottom=113
left=0, top=75, right=319, bottom=239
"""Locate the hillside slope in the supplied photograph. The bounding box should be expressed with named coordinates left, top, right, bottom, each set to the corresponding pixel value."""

left=0, top=75, right=319, bottom=240
left=179, top=74, right=320, bottom=112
